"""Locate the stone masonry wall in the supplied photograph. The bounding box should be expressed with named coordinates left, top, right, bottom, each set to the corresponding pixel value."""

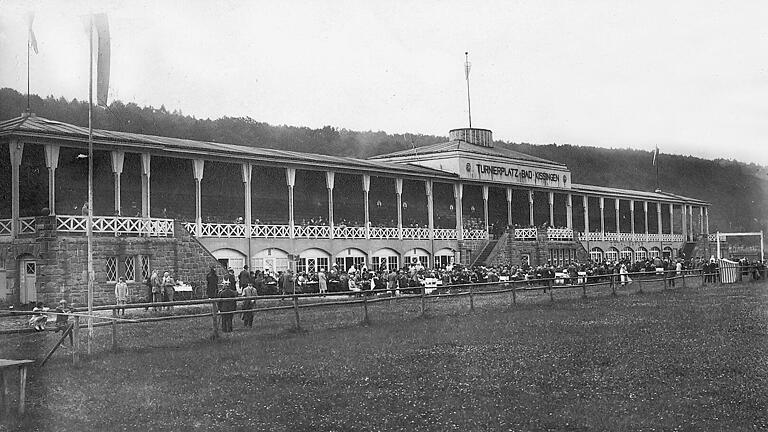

left=3, top=218, right=223, bottom=307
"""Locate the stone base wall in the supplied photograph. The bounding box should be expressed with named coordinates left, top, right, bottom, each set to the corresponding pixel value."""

left=1, top=219, right=222, bottom=307
left=489, top=231, right=589, bottom=267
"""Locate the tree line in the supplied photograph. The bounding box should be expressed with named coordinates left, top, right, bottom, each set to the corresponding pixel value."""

left=1, top=88, right=766, bottom=235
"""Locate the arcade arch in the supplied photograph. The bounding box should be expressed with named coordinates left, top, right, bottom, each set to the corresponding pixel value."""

left=211, top=248, right=246, bottom=272
left=404, top=248, right=430, bottom=268
left=251, top=248, right=289, bottom=273
left=372, top=248, right=400, bottom=272
left=335, top=248, right=367, bottom=273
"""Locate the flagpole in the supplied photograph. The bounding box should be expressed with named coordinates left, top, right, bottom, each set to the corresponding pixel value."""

left=655, top=148, right=659, bottom=192
left=465, top=52, right=472, bottom=128
left=27, top=27, right=30, bottom=112
left=87, top=15, right=95, bottom=355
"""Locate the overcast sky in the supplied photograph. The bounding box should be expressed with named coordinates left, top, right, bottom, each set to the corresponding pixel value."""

left=1, top=0, right=767, bottom=165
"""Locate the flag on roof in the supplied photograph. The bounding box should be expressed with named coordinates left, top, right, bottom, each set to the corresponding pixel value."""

left=652, top=146, right=659, bottom=166
left=27, top=12, right=38, bottom=54
left=92, top=13, right=111, bottom=106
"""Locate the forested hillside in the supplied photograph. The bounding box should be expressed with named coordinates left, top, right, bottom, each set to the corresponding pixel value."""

left=2, top=88, right=766, bottom=234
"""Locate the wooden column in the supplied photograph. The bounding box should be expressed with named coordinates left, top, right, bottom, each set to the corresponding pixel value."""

left=629, top=199, right=635, bottom=235
left=528, top=190, right=534, bottom=226
left=669, top=203, right=674, bottom=235
left=109, top=150, right=124, bottom=216
left=704, top=207, right=709, bottom=235
left=698, top=206, right=704, bottom=237
left=326, top=171, right=335, bottom=239
left=482, top=185, right=489, bottom=235
left=9, top=140, right=23, bottom=239
left=615, top=198, right=620, bottom=234
left=44, top=144, right=60, bottom=215
left=425, top=180, right=434, bottom=239
left=362, top=175, right=370, bottom=239
left=192, top=159, right=205, bottom=236
left=566, top=193, right=573, bottom=230
left=548, top=191, right=554, bottom=226
left=395, top=178, right=403, bottom=240
left=506, top=188, right=513, bottom=226
left=140, top=153, right=151, bottom=218
left=286, top=168, right=296, bottom=239
left=657, top=201, right=663, bottom=236
left=643, top=201, right=649, bottom=239
left=681, top=204, right=688, bottom=241
left=599, top=197, right=605, bottom=238
left=242, top=163, right=252, bottom=238
left=454, top=183, right=463, bottom=240
left=583, top=196, right=589, bottom=235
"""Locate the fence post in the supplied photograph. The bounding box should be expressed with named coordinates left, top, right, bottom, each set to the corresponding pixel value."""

left=420, top=286, right=426, bottom=317
left=511, top=283, right=517, bottom=306
left=611, top=275, right=616, bottom=296
left=663, top=271, right=668, bottom=291
left=682, top=271, right=686, bottom=288
left=210, top=299, right=219, bottom=340
left=293, top=295, right=301, bottom=330
left=111, top=308, right=117, bottom=352
left=362, top=293, right=369, bottom=324
left=72, top=315, right=80, bottom=366
left=637, top=275, right=643, bottom=294
left=581, top=277, right=587, bottom=299
left=469, top=285, right=475, bottom=312
left=548, top=279, right=554, bottom=302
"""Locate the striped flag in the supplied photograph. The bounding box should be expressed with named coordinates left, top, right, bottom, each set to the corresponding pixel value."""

left=27, top=12, right=38, bottom=54
left=652, top=146, right=659, bottom=166
left=92, top=13, right=111, bottom=106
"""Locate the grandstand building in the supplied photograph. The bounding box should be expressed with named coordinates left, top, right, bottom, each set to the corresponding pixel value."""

left=0, top=113, right=712, bottom=305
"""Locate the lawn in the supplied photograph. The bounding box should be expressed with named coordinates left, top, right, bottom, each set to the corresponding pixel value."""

left=1, top=280, right=767, bottom=431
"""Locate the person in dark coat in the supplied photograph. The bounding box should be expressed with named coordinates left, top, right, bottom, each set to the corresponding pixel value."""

left=218, top=282, right=238, bottom=333
left=206, top=267, right=219, bottom=298
left=224, top=268, right=238, bottom=291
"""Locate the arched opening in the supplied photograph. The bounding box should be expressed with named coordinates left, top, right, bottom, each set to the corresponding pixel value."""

left=589, top=247, right=604, bottom=263
left=404, top=248, right=430, bottom=268
left=335, top=248, right=367, bottom=273
left=371, top=248, right=400, bottom=272
left=251, top=248, right=289, bottom=274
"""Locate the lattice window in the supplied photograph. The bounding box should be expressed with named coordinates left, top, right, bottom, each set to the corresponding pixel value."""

left=124, top=256, right=136, bottom=282
left=589, top=248, right=603, bottom=263
left=335, top=257, right=346, bottom=270
left=105, top=257, right=117, bottom=282
left=316, top=257, right=329, bottom=272
left=140, top=255, right=150, bottom=281
left=649, top=247, right=661, bottom=258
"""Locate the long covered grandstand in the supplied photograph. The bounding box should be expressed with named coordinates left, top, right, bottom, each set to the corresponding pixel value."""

left=0, top=113, right=712, bottom=305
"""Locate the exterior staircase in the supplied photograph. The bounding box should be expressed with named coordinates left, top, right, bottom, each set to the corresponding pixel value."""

left=470, top=233, right=507, bottom=266
left=680, top=241, right=696, bottom=260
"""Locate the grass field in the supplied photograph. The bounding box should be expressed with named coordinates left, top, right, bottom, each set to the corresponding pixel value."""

left=1, top=279, right=767, bottom=431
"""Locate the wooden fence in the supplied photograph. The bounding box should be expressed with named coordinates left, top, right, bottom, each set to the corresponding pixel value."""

left=1, top=266, right=765, bottom=365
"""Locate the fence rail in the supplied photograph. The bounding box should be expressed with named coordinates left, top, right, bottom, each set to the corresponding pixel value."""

left=3, top=266, right=763, bottom=366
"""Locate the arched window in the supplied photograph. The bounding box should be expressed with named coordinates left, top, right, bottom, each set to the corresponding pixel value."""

left=649, top=247, right=661, bottom=258
left=590, top=247, right=604, bottom=263
left=620, top=247, right=634, bottom=261
left=605, top=247, right=619, bottom=263
left=663, top=246, right=673, bottom=259
left=636, top=247, right=648, bottom=261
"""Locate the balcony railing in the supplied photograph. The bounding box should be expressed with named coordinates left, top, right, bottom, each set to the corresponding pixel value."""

left=514, top=228, right=537, bottom=241
left=201, top=223, right=246, bottom=238
left=19, top=217, right=36, bottom=234
left=577, top=232, right=686, bottom=243
left=433, top=229, right=458, bottom=240
left=463, top=229, right=489, bottom=240
left=547, top=228, right=574, bottom=241
left=403, top=227, right=431, bottom=240
left=57, top=216, right=174, bottom=237
left=252, top=224, right=290, bottom=238
left=333, top=226, right=366, bottom=239
left=295, top=225, right=331, bottom=239
left=369, top=227, right=399, bottom=239
left=0, top=218, right=12, bottom=236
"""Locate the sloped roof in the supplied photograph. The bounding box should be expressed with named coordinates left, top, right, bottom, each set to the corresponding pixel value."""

left=572, top=183, right=708, bottom=205
left=370, top=139, right=566, bottom=167
left=0, top=114, right=456, bottom=179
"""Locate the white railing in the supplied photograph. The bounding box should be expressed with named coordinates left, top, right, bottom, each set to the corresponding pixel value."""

left=646, top=233, right=660, bottom=242
left=333, top=226, right=367, bottom=239
left=402, top=227, right=430, bottom=240
left=369, top=227, right=400, bottom=239
left=201, top=223, right=246, bottom=238
left=463, top=229, right=489, bottom=240
left=0, top=218, right=12, bottom=236
left=514, top=228, right=537, bottom=241
left=182, top=222, right=195, bottom=233
left=295, top=225, right=331, bottom=239
left=433, top=228, right=458, bottom=240
left=252, top=224, right=291, bottom=238
left=603, top=232, right=621, bottom=241
left=19, top=217, right=36, bottom=234
left=708, top=233, right=717, bottom=242
left=547, top=228, right=574, bottom=241
left=56, top=216, right=174, bottom=237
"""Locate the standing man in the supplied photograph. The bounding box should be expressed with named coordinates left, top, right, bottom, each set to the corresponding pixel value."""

left=224, top=268, right=238, bottom=292
left=241, top=282, right=257, bottom=328
left=162, top=271, right=175, bottom=312
left=218, top=281, right=238, bottom=333
left=115, top=276, right=129, bottom=316
left=206, top=266, right=219, bottom=298
left=150, top=270, right=162, bottom=311
left=238, top=265, right=252, bottom=291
